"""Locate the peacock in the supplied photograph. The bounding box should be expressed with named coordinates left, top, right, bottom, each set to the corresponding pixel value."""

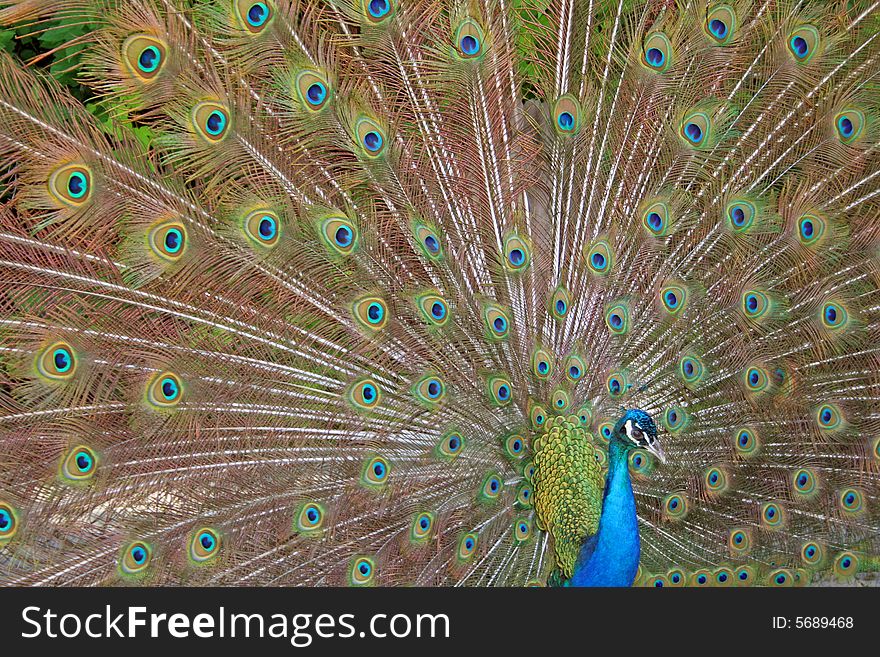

left=0, top=0, right=878, bottom=588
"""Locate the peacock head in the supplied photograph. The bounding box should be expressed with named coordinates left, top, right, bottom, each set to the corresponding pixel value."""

left=613, top=409, right=665, bottom=463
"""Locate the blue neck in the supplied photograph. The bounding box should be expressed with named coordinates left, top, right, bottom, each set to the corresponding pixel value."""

left=567, top=440, right=640, bottom=587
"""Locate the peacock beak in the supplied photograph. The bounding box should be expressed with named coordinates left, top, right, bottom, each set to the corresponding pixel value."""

left=647, top=441, right=666, bottom=464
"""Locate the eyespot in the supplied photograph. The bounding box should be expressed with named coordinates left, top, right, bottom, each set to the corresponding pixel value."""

left=664, top=406, right=687, bottom=432
left=483, top=304, right=510, bottom=340
left=146, top=371, right=183, bottom=408
left=606, top=372, right=627, bottom=398
left=649, top=575, right=668, bottom=588
left=628, top=449, right=651, bottom=475
left=192, top=101, right=230, bottom=142
left=551, top=388, right=570, bottom=411
left=679, top=355, right=705, bottom=386
left=147, top=220, right=187, bottom=261
left=294, top=70, right=331, bottom=111
left=728, top=528, right=751, bottom=555
left=741, top=290, right=770, bottom=321
left=457, top=532, right=478, bottom=561
left=680, top=110, right=710, bottom=148
left=598, top=422, right=613, bottom=443
left=479, top=473, right=503, bottom=501
left=586, top=240, right=613, bottom=276
left=550, top=287, right=570, bottom=320
left=834, top=109, right=865, bottom=144
left=235, top=0, right=274, bottom=33
left=437, top=430, right=465, bottom=459
left=487, top=376, right=512, bottom=406
left=413, top=222, right=443, bottom=260
left=414, top=375, right=446, bottom=405
left=743, top=365, right=769, bottom=393
left=355, top=116, right=386, bottom=156
left=120, top=541, right=152, bottom=575
left=667, top=569, right=685, bottom=587
left=411, top=511, right=435, bottom=542
left=514, top=518, right=531, bottom=542
left=122, top=35, right=167, bottom=81
left=362, top=456, right=390, bottom=487
left=352, top=296, right=389, bottom=332
left=522, top=460, right=535, bottom=481
left=504, top=434, right=526, bottom=459
left=60, top=445, right=98, bottom=483
left=350, top=556, right=376, bottom=585
left=318, top=215, right=359, bottom=256
left=455, top=18, right=485, bottom=59
left=577, top=405, right=592, bottom=427
left=800, top=541, right=825, bottom=567
left=503, top=235, right=531, bottom=272
left=833, top=551, right=859, bottom=578
left=815, top=403, right=842, bottom=431
left=0, top=502, right=20, bottom=542
left=348, top=378, right=381, bottom=411
left=787, top=25, right=819, bottom=64
left=714, top=567, right=734, bottom=586
left=532, top=347, right=554, bottom=379
left=795, top=213, right=826, bottom=247
left=364, top=0, right=393, bottom=23
left=734, top=427, right=759, bottom=457
left=705, top=5, right=736, bottom=44
left=48, top=163, right=92, bottom=206
left=838, top=487, right=863, bottom=514
left=663, top=493, right=688, bottom=520
left=725, top=199, right=756, bottom=232
left=704, top=466, right=728, bottom=493
left=530, top=403, right=547, bottom=429
left=240, top=209, right=281, bottom=248
left=872, top=436, right=880, bottom=462
left=660, top=283, right=688, bottom=315
left=416, top=293, right=450, bottom=327
left=691, top=569, right=712, bottom=586
left=516, top=483, right=532, bottom=508
left=565, top=355, right=585, bottom=382
left=734, top=566, right=755, bottom=586
left=605, top=301, right=630, bottom=335
left=768, top=568, right=793, bottom=587
left=553, top=94, right=581, bottom=135
left=37, top=342, right=77, bottom=381
left=642, top=201, right=670, bottom=237
left=594, top=448, right=607, bottom=468
left=642, top=32, right=672, bottom=72
left=189, top=528, right=220, bottom=563
left=761, top=502, right=785, bottom=529
left=792, top=468, right=818, bottom=497
left=820, top=301, right=848, bottom=330
left=295, top=502, right=326, bottom=534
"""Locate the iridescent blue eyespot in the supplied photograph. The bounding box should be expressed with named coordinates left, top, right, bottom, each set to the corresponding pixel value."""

left=557, top=112, right=574, bottom=131
left=432, top=301, right=446, bottom=319
left=460, top=35, right=479, bottom=55
left=646, top=47, right=664, bottom=67
left=684, top=122, right=702, bottom=143
left=363, top=131, right=383, bottom=152
left=53, top=348, right=72, bottom=373
left=335, top=225, right=353, bottom=247
left=790, top=36, right=807, bottom=58
left=709, top=19, right=727, bottom=39
left=509, top=248, right=525, bottom=267
left=205, top=110, right=226, bottom=136
left=138, top=46, right=161, bottom=73
left=307, top=82, right=326, bottom=106
left=67, top=171, right=88, bottom=199
left=247, top=2, right=269, bottom=26
left=164, top=228, right=183, bottom=254
left=368, top=0, right=390, bottom=19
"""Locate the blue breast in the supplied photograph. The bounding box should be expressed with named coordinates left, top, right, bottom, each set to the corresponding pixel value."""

left=567, top=440, right=640, bottom=587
